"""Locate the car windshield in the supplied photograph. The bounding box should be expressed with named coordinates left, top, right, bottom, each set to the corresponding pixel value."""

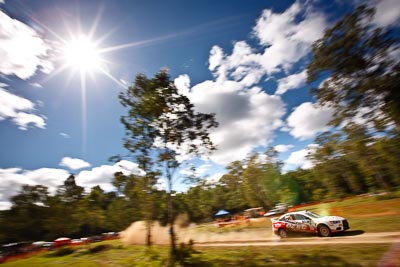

left=305, top=211, right=322, bottom=218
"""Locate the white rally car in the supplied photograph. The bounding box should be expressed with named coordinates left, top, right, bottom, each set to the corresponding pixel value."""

left=271, top=210, right=350, bottom=238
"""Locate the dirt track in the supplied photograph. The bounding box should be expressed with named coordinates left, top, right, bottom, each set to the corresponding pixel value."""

left=194, top=231, right=400, bottom=247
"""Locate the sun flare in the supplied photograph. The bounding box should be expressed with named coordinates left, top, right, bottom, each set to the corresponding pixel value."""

left=63, top=36, right=102, bottom=72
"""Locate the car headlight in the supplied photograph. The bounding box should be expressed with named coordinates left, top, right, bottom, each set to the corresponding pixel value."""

left=329, top=220, right=341, bottom=224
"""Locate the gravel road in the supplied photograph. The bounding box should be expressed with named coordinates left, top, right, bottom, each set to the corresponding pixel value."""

left=194, top=231, right=400, bottom=247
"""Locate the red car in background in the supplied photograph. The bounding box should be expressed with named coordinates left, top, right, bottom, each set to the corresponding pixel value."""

left=53, top=237, right=71, bottom=248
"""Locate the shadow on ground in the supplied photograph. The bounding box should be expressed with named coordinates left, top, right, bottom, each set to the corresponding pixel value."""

left=285, top=229, right=365, bottom=238
left=336, top=230, right=365, bottom=236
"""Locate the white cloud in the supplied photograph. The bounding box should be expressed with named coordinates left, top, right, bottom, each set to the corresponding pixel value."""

left=204, top=172, right=224, bottom=185
left=0, top=160, right=145, bottom=209
left=0, top=86, right=47, bottom=130
left=172, top=2, right=330, bottom=165
left=174, top=74, right=190, bottom=95
left=276, top=70, right=307, bottom=95
left=116, top=160, right=145, bottom=175
left=60, top=132, right=70, bottom=138
left=283, top=144, right=318, bottom=171
left=76, top=161, right=145, bottom=191
left=24, top=168, right=70, bottom=192
left=59, top=157, right=91, bottom=170
left=208, top=45, right=224, bottom=72
left=253, top=2, right=326, bottom=74
left=208, top=42, right=263, bottom=86
left=0, top=202, right=11, bottom=210
left=30, top=82, right=43, bottom=88
left=195, top=163, right=213, bottom=176
left=0, top=167, right=70, bottom=207
left=181, top=77, right=285, bottom=165
left=12, top=112, right=46, bottom=130
left=0, top=10, right=53, bottom=79
left=274, top=144, right=294, bottom=153
left=0, top=168, right=30, bottom=206
left=287, top=102, right=333, bottom=140
left=370, top=0, right=400, bottom=28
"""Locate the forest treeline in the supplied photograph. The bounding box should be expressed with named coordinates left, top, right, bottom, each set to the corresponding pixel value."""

left=1, top=4, right=399, bottom=246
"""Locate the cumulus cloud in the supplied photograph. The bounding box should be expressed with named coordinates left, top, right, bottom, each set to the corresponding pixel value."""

left=208, top=45, right=224, bottom=72
left=12, top=112, right=46, bottom=130
left=274, top=144, right=294, bottom=153
left=0, top=10, right=53, bottom=79
left=76, top=160, right=145, bottom=191
left=370, top=0, right=400, bottom=28
left=253, top=2, right=326, bottom=74
left=172, top=2, right=329, bottom=165
left=276, top=70, right=307, bottom=95
left=59, top=157, right=91, bottom=170
left=283, top=144, right=318, bottom=171
left=205, top=172, right=224, bottom=185
left=174, top=74, right=190, bottom=95
left=287, top=102, right=333, bottom=140
left=0, top=85, right=46, bottom=130
left=24, top=168, right=70, bottom=191
left=0, top=160, right=145, bottom=209
left=176, top=76, right=286, bottom=165
left=0, top=167, right=70, bottom=208
left=30, top=82, right=43, bottom=88
left=0, top=168, right=31, bottom=207
left=208, top=41, right=263, bottom=86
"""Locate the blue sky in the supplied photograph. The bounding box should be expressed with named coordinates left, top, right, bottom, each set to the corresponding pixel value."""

left=0, top=0, right=399, bottom=209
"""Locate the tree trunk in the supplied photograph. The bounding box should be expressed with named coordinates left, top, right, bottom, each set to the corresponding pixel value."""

left=167, top=167, right=176, bottom=266
left=145, top=220, right=152, bottom=247
left=374, top=169, right=391, bottom=191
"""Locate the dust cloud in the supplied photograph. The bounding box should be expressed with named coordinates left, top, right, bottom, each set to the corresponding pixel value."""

left=120, top=218, right=272, bottom=245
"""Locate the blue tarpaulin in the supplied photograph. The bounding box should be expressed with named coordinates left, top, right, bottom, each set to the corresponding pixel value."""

left=214, top=210, right=230, bottom=216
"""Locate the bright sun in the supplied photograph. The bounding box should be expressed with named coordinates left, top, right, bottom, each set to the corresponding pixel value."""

left=63, top=36, right=102, bottom=72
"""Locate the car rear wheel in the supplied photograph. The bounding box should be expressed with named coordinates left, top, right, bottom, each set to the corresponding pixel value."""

left=318, top=224, right=331, bottom=237
left=278, top=228, right=287, bottom=238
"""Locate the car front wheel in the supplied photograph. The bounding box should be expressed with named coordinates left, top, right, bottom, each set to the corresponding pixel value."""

left=318, top=224, right=331, bottom=237
left=278, top=228, right=288, bottom=238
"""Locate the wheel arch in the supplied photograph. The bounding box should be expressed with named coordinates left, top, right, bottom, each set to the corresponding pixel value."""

left=317, top=223, right=332, bottom=237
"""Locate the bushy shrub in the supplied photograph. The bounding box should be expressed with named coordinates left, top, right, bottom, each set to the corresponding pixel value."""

left=51, top=247, right=75, bottom=257
left=88, top=244, right=113, bottom=253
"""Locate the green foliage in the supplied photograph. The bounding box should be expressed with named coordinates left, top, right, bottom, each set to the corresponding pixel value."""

left=88, top=244, right=113, bottom=254
left=50, top=247, right=75, bottom=257
left=57, top=174, right=84, bottom=202
left=307, top=5, right=400, bottom=129
left=304, top=3, right=400, bottom=203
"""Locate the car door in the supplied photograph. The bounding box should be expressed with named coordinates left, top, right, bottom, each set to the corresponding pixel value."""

left=281, top=214, right=297, bottom=233
left=292, top=214, right=316, bottom=233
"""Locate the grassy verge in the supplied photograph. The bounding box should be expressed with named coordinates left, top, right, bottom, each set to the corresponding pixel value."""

left=306, top=197, right=400, bottom=233
left=2, top=240, right=393, bottom=267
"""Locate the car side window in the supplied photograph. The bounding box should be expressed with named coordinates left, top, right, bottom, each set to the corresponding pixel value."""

left=282, top=215, right=292, bottom=221
left=293, top=214, right=306, bottom=220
